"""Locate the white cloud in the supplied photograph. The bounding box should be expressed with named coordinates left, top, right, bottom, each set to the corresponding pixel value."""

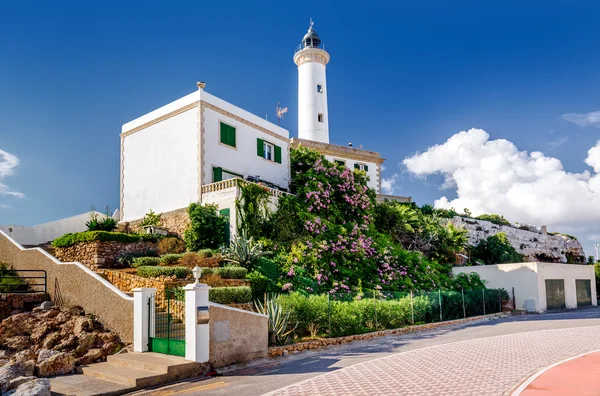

left=402, top=129, right=600, bottom=255
left=548, top=137, right=568, bottom=150
left=381, top=174, right=399, bottom=195
left=561, top=110, right=600, bottom=128
left=0, top=149, right=24, bottom=202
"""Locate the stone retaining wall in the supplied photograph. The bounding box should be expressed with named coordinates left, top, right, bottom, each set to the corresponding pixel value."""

left=268, top=313, right=506, bottom=357
left=54, top=240, right=157, bottom=270
left=101, top=269, right=187, bottom=293
left=0, top=292, right=47, bottom=320
left=126, top=208, right=190, bottom=239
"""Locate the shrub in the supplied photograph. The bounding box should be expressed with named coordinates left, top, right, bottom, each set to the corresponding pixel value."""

left=209, top=286, right=252, bottom=304
left=86, top=205, right=117, bottom=232
left=221, top=234, right=268, bottom=269
left=160, top=254, right=184, bottom=265
left=117, top=250, right=158, bottom=266
left=185, top=203, right=227, bottom=251
left=476, top=214, right=511, bottom=227
left=52, top=231, right=159, bottom=248
left=139, top=210, right=161, bottom=227
left=471, top=232, right=523, bottom=265
left=0, top=263, right=28, bottom=292
left=215, top=267, right=247, bottom=279
left=158, top=237, right=186, bottom=255
left=136, top=266, right=190, bottom=279
left=180, top=252, right=202, bottom=267
left=132, top=257, right=161, bottom=268
left=197, top=249, right=214, bottom=259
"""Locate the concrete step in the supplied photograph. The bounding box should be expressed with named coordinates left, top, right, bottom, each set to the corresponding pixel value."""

left=107, top=352, right=200, bottom=376
left=78, top=362, right=167, bottom=388
left=50, top=374, right=133, bottom=396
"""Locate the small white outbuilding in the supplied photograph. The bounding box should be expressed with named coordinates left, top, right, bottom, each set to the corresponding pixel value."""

left=452, top=262, right=597, bottom=313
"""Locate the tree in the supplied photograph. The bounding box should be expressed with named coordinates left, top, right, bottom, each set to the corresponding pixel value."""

left=471, top=232, right=522, bottom=265
left=184, top=203, right=227, bottom=250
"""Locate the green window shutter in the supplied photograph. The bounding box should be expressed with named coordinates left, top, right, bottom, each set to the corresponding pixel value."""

left=212, top=167, right=223, bottom=182
left=257, top=138, right=264, bottom=157
left=220, top=123, right=228, bottom=145
left=219, top=208, right=231, bottom=245
left=228, top=126, right=236, bottom=148
left=335, top=160, right=345, bottom=166
left=354, top=164, right=359, bottom=170
left=364, top=165, right=369, bottom=172
left=274, top=145, right=282, bottom=164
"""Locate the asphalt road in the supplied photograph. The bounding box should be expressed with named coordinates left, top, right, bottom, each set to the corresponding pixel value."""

left=128, top=307, right=600, bottom=396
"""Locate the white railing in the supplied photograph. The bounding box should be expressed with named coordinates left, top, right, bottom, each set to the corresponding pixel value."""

left=200, top=178, right=294, bottom=199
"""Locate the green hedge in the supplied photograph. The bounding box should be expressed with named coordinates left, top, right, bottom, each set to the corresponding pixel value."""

left=201, top=267, right=247, bottom=279
left=136, top=266, right=190, bottom=278
left=160, top=254, right=184, bottom=265
left=131, top=257, right=161, bottom=268
left=52, top=231, right=160, bottom=248
left=209, top=286, right=252, bottom=304
left=117, top=250, right=158, bottom=266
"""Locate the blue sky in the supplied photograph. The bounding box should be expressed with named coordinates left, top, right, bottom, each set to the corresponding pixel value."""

left=2, top=0, right=600, bottom=252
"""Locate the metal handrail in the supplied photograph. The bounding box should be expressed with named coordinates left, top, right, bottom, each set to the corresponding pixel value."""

left=294, top=42, right=326, bottom=54
left=0, top=269, right=47, bottom=295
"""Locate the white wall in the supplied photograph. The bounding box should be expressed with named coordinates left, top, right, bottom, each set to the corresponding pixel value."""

left=453, top=262, right=597, bottom=312
left=202, top=188, right=238, bottom=240
left=122, top=107, right=199, bottom=221
left=0, top=211, right=106, bottom=246
left=297, top=59, right=329, bottom=143
left=324, top=155, right=379, bottom=193
left=536, top=263, right=597, bottom=311
left=453, top=263, right=540, bottom=311
left=202, top=92, right=290, bottom=189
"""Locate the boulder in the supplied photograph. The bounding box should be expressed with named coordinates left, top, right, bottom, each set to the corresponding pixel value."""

left=6, top=376, right=38, bottom=391
left=41, top=332, right=61, bottom=350
left=53, top=335, right=76, bottom=352
left=30, top=325, right=50, bottom=344
left=35, top=349, right=75, bottom=377
left=52, top=313, right=68, bottom=326
left=40, top=301, right=54, bottom=310
left=76, top=332, right=98, bottom=350
left=4, top=336, right=30, bottom=351
left=73, top=317, right=94, bottom=336
left=10, top=350, right=37, bottom=364
left=0, top=362, right=35, bottom=393
left=6, top=378, right=51, bottom=396
left=79, top=348, right=103, bottom=365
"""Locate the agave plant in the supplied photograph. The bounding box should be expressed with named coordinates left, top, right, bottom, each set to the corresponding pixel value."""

left=254, top=295, right=297, bottom=346
left=221, top=233, right=269, bottom=269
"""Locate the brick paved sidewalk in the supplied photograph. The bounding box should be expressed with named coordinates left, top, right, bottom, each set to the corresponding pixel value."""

left=264, top=326, right=600, bottom=396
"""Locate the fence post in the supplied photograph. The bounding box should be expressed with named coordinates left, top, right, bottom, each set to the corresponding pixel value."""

left=482, top=289, right=486, bottom=315
left=438, top=290, right=442, bottom=322
left=328, top=294, right=331, bottom=336
left=184, top=282, right=211, bottom=363
left=132, top=287, right=156, bottom=353
left=410, top=290, right=415, bottom=325
left=461, top=289, right=466, bottom=318
left=373, top=290, right=377, bottom=330
left=498, top=290, right=502, bottom=313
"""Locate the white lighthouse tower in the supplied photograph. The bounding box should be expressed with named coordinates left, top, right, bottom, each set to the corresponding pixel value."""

left=294, top=20, right=330, bottom=143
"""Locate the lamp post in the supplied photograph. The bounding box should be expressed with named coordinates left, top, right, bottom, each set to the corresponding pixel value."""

left=595, top=244, right=599, bottom=263
left=192, top=266, right=202, bottom=284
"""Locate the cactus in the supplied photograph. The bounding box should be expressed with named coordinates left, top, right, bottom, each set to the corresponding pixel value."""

left=255, top=295, right=297, bottom=346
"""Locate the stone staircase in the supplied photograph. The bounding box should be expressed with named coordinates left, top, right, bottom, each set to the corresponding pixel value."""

left=50, top=352, right=209, bottom=396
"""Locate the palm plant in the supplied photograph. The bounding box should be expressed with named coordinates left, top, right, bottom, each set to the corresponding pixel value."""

left=254, top=295, right=297, bottom=345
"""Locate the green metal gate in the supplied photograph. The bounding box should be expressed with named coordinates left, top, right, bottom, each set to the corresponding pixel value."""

left=148, top=288, right=186, bottom=357
left=545, top=279, right=566, bottom=310
left=576, top=279, right=592, bottom=307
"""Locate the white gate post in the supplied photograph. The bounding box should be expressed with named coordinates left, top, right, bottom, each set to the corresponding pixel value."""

left=184, top=283, right=211, bottom=362
left=133, top=287, right=156, bottom=352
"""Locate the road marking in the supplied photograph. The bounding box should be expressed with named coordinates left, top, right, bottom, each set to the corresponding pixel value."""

left=158, top=381, right=227, bottom=395
left=259, top=369, right=280, bottom=375
left=301, top=359, right=320, bottom=365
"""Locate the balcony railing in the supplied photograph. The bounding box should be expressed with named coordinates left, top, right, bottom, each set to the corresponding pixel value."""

left=201, top=178, right=294, bottom=199
left=294, top=42, right=326, bottom=54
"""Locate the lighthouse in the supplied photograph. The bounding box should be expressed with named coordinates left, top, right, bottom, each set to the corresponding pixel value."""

left=294, top=20, right=330, bottom=143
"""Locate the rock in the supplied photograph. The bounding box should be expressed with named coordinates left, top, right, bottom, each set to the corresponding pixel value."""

left=4, top=336, right=30, bottom=351
left=35, top=350, right=75, bottom=377
left=101, top=342, right=119, bottom=355
left=7, top=378, right=51, bottom=396
left=10, top=350, right=37, bottom=364
left=67, top=306, right=85, bottom=317
left=73, top=317, right=94, bottom=336
left=41, top=332, right=61, bottom=350
left=53, top=335, right=76, bottom=352
left=30, top=325, right=50, bottom=344
left=99, top=332, right=117, bottom=343
left=0, top=362, right=35, bottom=393
left=6, top=376, right=38, bottom=391
left=52, top=313, right=68, bottom=325
left=40, top=301, right=54, bottom=310
left=76, top=332, right=98, bottom=350
left=79, top=348, right=103, bottom=365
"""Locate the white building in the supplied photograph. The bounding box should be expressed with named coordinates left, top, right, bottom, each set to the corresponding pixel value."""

left=453, top=263, right=597, bottom=313
left=120, top=85, right=290, bottom=222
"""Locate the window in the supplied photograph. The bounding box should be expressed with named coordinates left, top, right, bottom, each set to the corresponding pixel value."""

left=219, top=122, right=236, bottom=148
left=264, top=141, right=274, bottom=161
left=256, top=138, right=282, bottom=163
left=354, top=163, right=369, bottom=172
left=212, top=167, right=241, bottom=182
left=334, top=159, right=346, bottom=166
left=318, top=113, right=324, bottom=123
left=317, top=84, right=323, bottom=93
